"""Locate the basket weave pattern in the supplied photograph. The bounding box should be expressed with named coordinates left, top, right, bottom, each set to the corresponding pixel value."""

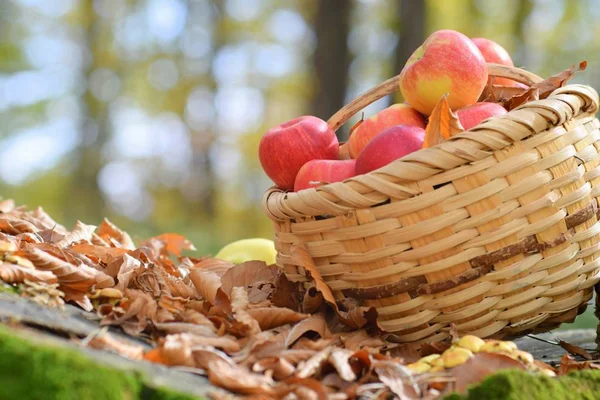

left=263, top=65, right=600, bottom=343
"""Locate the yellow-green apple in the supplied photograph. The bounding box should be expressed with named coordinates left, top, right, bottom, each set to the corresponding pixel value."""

left=259, top=116, right=339, bottom=190
left=471, top=37, right=516, bottom=86
left=456, top=102, right=507, bottom=130
left=348, top=103, right=425, bottom=158
left=355, top=125, right=425, bottom=175
left=294, top=159, right=356, bottom=191
left=399, top=30, right=488, bottom=115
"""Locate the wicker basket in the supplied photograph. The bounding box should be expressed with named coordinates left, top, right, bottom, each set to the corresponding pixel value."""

left=263, top=63, right=600, bottom=343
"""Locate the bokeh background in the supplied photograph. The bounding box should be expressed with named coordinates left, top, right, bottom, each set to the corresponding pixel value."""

left=1, top=0, right=599, bottom=328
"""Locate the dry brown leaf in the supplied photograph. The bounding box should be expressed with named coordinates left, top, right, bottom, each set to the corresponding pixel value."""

left=558, top=353, right=600, bottom=375
left=0, top=199, right=15, bottom=213
left=340, top=329, right=385, bottom=351
left=85, top=332, right=145, bottom=360
left=101, top=289, right=162, bottom=335
left=253, top=357, right=295, bottom=380
left=208, top=359, right=278, bottom=396
left=0, top=218, right=39, bottom=235
left=220, top=261, right=280, bottom=298
left=71, top=244, right=130, bottom=264
left=188, top=258, right=233, bottom=304
left=505, top=87, right=539, bottom=110
left=144, top=233, right=196, bottom=257
left=329, top=349, right=357, bottom=381
left=153, top=321, right=217, bottom=338
left=21, top=245, right=113, bottom=291
left=423, top=95, right=464, bottom=148
left=103, top=254, right=144, bottom=292
left=27, top=207, right=68, bottom=233
left=558, top=340, right=593, bottom=360
left=480, top=83, right=529, bottom=103
left=56, top=221, right=96, bottom=248
left=534, top=61, right=587, bottom=99
left=271, top=272, right=303, bottom=311
left=285, top=313, right=329, bottom=348
left=373, top=360, right=418, bottom=399
left=296, top=347, right=332, bottom=379
left=0, top=262, right=57, bottom=284
left=97, top=218, right=136, bottom=250
left=284, top=377, right=329, bottom=399
left=231, top=286, right=261, bottom=337
left=291, top=244, right=378, bottom=330
left=246, top=307, right=308, bottom=331
left=449, top=352, right=526, bottom=394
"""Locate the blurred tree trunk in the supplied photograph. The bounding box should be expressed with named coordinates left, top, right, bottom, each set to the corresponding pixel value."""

left=311, top=0, right=351, bottom=127
left=67, top=0, right=110, bottom=224
left=394, top=0, right=426, bottom=78
left=514, top=0, right=533, bottom=67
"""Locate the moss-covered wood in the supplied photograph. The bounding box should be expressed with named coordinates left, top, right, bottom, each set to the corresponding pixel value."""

left=445, top=369, right=600, bottom=400
left=0, top=325, right=202, bottom=400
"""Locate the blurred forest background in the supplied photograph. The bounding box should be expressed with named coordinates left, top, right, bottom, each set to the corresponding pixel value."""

left=1, top=0, right=599, bottom=326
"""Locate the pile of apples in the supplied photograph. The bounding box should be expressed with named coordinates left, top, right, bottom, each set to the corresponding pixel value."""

left=259, top=30, right=519, bottom=192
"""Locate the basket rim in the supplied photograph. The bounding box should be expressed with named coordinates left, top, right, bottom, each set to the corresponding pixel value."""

left=263, top=66, right=600, bottom=221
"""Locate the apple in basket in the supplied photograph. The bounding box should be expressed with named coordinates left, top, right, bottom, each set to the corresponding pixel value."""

left=355, top=125, right=425, bottom=175
left=259, top=116, right=339, bottom=191
left=347, top=103, right=426, bottom=158
left=471, top=37, right=517, bottom=86
left=399, top=29, right=488, bottom=115
left=456, top=102, right=507, bottom=130
left=294, top=159, right=356, bottom=191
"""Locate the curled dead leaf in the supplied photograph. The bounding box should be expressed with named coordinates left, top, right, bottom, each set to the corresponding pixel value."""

left=56, top=221, right=96, bottom=248
left=143, top=233, right=196, bottom=257
left=449, top=352, right=526, bottom=394
left=84, top=331, right=145, bottom=360
left=246, top=307, right=308, bottom=331
left=208, top=359, right=277, bottom=396
left=0, top=262, right=58, bottom=284
left=534, top=61, right=587, bottom=99
left=285, top=313, right=329, bottom=348
left=97, top=218, right=136, bottom=250
left=423, top=95, right=464, bottom=148
left=558, top=340, right=593, bottom=360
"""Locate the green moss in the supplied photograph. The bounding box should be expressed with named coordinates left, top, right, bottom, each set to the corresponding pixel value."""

left=447, top=369, right=600, bottom=400
left=0, top=325, right=203, bottom=400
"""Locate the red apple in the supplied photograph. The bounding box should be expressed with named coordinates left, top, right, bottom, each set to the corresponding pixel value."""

left=471, top=37, right=517, bottom=86
left=457, top=102, right=507, bottom=131
left=399, top=30, right=488, bottom=115
left=355, top=125, right=425, bottom=175
left=294, top=159, right=356, bottom=191
left=348, top=103, right=426, bottom=159
left=259, top=116, right=339, bottom=190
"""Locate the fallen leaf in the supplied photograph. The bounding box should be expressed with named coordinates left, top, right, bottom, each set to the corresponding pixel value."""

left=71, top=244, right=130, bottom=264
left=284, top=377, right=329, bottom=400
left=296, top=347, right=332, bottom=379
left=188, top=258, right=233, bottom=305
left=373, top=361, right=417, bottom=399
left=340, top=329, right=385, bottom=351
left=329, top=349, right=357, bottom=381
left=84, top=331, right=145, bottom=360
left=21, top=245, right=113, bottom=291
left=423, top=95, right=464, bottom=148
left=0, top=262, right=57, bottom=284
left=247, top=307, right=307, bottom=331
left=208, top=359, right=277, bottom=396
left=143, top=233, right=196, bottom=257
left=558, top=340, right=593, bottom=360
left=480, top=83, right=529, bottom=103
left=449, top=352, right=526, bottom=393
left=97, top=218, right=136, bottom=250
left=558, top=353, right=600, bottom=375
left=56, top=221, right=96, bottom=248
left=291, top=244, right=378, bottom=330
left=271, top=271, right=303, bottom=311
left=0, top=218, right=38, bottom=235
left=505, top=86, right=539, bottom=110
left=286, top=313, right=329, bottom=348
left=253, top=356, right=295, bottom=380
left=220, top=261, right=280, bottom=298
left=534, top=61, right=587, bottom=99
left=0, top=199, right=15, bottom=213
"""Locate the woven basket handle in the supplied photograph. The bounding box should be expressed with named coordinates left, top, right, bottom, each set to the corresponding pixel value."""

left=328, top=63, right=544, bottom=133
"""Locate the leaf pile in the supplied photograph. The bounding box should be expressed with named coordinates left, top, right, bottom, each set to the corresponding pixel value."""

left=0, top=199, right=597, bottom=399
